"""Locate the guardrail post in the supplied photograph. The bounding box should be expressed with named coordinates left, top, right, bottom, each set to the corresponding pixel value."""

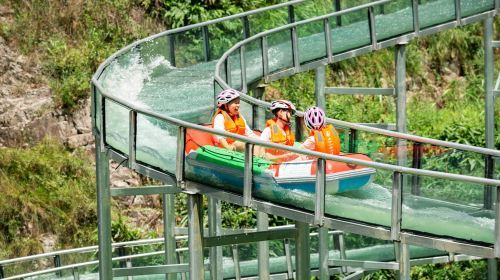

left=163, top=192, right=177, bottom=280
left=240, top=46, right=248, bottom=92
left=288, top=4, right=295, bottom=23
left=349, top=129, right=358, bottom=153
left=232, top=245, right=241, bottom=280
left=412, top=0, right=420, bottom=35
left=117, top=247, right=127, bottom=268
left=168, top=35, right=176, bottom=67
left=454, top=0, right=462, bottom=25
left=188, top=193, right=204, bottom=279
left=53, top=254, right=62, bottom=277
left=398, top=242, right=410, bottom=280
left=203, top=26, right=211, bottom=62
left=315, top=65, right=326, bottom=110
left=391, top=172, right=403, bottom=241
left=368, top=6, right=377, bottom=50
left=318, top=227, right=329, bottom=280
left=257, top=211, right=270, bottom=280
left=128, top=110, right=137, bottom=169
left=243, top=143, right=254, bottom=207
left=484, top=17, right=495, bottom=211
left=315, top=159, right=326, bottom=225
left=334, top=0, right=342, bottom=26
left=95, top=135, right=112, bottom=280
left=0, top=265, right=4, bottom=279
left=284, top=239, right=294, bottom=279
left=411, top=142, right=422, bottom=195
left=175, top=126, right=186, bottom=189
left=209, top=197, right=223, bottom=280
left=72, top=267, right=79, bottom=280
left=295, top=222, right=310, bottom=280
left=324, top=18, right=333, bottom=63
left=395, top=43, right=408, bottom=197
left=242, top=16, right=251, bottom=39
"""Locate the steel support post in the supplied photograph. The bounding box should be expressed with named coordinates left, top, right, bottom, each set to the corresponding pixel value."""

left=487, top=258, right=497, bottom=280
left=391, top=172, right=403, bottom=241
left=257, top=211, right=270, bottom=280
left=318, top=227, right=330, bottom=280
left=96, top=139, right=112, bottom=280
left=168, top=35, right=176, bottom=67
left=411, top=142, right=422, bottom=195
left=208, top=197, right=223, bottom=280
left=484, top=17, right=495, bottom=210
left=315, top=65, right=327, bottom=110
left=315, top=159, right=326, bottom=225
left=334, top=0, right=342, bottom=26
left=395, top=43, right=407, bottom=167
left=188, top=193, right=204, bottom=280
left=163, top=193, right=177, bottom=280
left=295, top=222, right=310, bottom=280
left=202, top=26, right=211, bottom=62
left=398, top=242, right=410, bottom=280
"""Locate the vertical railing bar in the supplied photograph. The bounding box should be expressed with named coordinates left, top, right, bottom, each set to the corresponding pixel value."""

left=240, top=46, right=248, bottom=93
left=338, top=232, right=347, bottom=273
left=262, top=37, right=269, bottom=77
left=348, top=129, right=357, bottom=153
left=243, top=143, right=254, bottom=207
left=295, top=115, right=303, bottom=143
left=54, top=254, right=62, bottom=278
left=225, top=59, right=232, bottom=88
left=324, top=18, right=333, bottom=63
left=72, top=267, right=79, bottom=280
left=455, top=0, right=462, bottom=26
left=128, top=110, right=137, bottom=169
left=368, top=6, right=377, bottom=50
left=485, top=155, right=494, bottom=210
left=242, top=16, right=251, bottom=39
left=335, top=0, right=342, bottom=26
left=314, top=158, right=326, bottom=225
left=0, top=265, right=4, bottom=279
left=495, top=186, right=500, bottom=257
left=411, top=142, right=422, bottom=195
left=318, top=227, right=329, bottom=279
left=484, top=17, right=495, bottom=210
left=412, top=0, right=420, bottom=35
left=175, top=126, right=186, bottom=188
left=291, top=26, right=300, bottom=72
left=99, top=95, right=106, bottom=151
left=202, top=25, right=211, bottom=62
left=284, top=239, right=294, bottom=279
left=168, top=34, right=176, bottom=67
left=399, top=242, right=410, bottom=280
left=232, top=245, right=241, bottom=280
left=391, top=172, right=403, bottom=241
left=126, top=256, right=133, bottom=280
left=288, top=5, right=295, bottom=23
left=177, top=251, right=187, bottom=280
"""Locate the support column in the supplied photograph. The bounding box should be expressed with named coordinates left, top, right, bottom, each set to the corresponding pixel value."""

left=484, top=17, right=495, bottom=210
left=395, top=43, right=407, bottom=168
left=188, top=193, right=204, bottom=279
left=96, top=139, right=112, bottom=280
left=208, top=197, right=223, bottom=280
left=318, top=227, right=330, bottom=280
left=315, top=65, right=327, bottom=110
left=295, top=222, right=310, bottom=280
left=257, top=212, right=270, bottom=279
left=398, top=242, right=410, bottom=280
left=163, top=193, right=177, bottom=280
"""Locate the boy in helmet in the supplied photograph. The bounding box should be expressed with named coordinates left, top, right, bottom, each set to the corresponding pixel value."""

left=212, top=88, right=259, bottom=152
left=301, top=106, right=340, bottom=155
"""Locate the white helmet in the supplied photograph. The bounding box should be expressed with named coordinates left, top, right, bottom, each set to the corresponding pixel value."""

left=270, top=100, right=296, bottom=114
left=216, top=88, right=240, bottom=107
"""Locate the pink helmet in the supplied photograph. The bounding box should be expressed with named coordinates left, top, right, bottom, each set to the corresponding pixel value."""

left=304, top=106, right=325, bottom=130
left=216, top=88, right=240, bottom=107
left=270, top=100, right=296, bottom=114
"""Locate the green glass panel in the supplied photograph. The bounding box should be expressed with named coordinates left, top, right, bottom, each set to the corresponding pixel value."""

left=248, top=6, right=289, bottom=36
left=228, top=49, right=242, bottom=90
left=298, top=20, right=327, bottom=64
left=418, top=0, right=455, bottom=29
left=267, top=30, right=293, bottom=73
left=245, top=39, right=263, bottom=84
left=461, top=0, right=494, bottom=17
left=139, top=36, right=170, bottom=66
left=294, top=0, right=333, bottom=21
left=104, top=99, right=129, bottom=155
left=375, top=0, right=414, bottom=41
left=331, top=9, right=370, bottom=54
left=173, top=28, right=204, bottom=67
left=209, top=19, right=244, bottom=59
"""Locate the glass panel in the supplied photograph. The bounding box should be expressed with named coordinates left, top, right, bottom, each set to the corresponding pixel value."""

left=418, top=0, right=455, bottom=29
left=375, top=0, right=414, bottom=41
left=104, top=99, right=129, bottom=155
left=245, top=39, right=263, bottom=84
left=267, top=30, right=293, bottom=73
left=136, top=115, right=177, bottom=173
left=173, top=28, right=204, bottom=67
left=331, top=9, right=371, bottom=54
left=209, top=19, right=244, bottom=59
left=294, top=0, right=333, bottom=21
left=298, top=20, right=327, bottom=64
left=402, top=176, right=494, bottom=244
left=139, top=36, right=170, bottom=66
left=248, top=7, right=289, bottom=36
left=461, top=0, right=495, bottom=17
left=228, top=49, right=242, bottom=90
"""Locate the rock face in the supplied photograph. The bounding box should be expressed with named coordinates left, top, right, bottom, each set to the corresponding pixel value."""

left=0, top=35, right=93, bottom=150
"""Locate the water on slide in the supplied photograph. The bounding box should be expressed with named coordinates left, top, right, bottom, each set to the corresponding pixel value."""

left=96, top=0, right=496, bottom=244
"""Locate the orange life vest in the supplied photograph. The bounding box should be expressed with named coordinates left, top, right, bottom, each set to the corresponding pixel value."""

left=211, top=109, right=246, bottom=144
left=310, top=124, right=340, bottom=155
left=265, top=118, right=295, bottom=155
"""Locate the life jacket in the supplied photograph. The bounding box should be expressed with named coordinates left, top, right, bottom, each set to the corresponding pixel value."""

left=265, top=118, right=295, bottom=156
left=310, top=124, right=340, bottom=155
left=211, top=109, right=246, bottom=144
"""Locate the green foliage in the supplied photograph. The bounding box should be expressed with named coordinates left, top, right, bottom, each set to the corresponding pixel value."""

left=0, top=140, right=96, bottom=259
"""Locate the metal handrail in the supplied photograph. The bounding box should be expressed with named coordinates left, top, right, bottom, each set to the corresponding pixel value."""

left=92, top=79, right=500, bottom=187
left=213, top=0, right=500, bottom=158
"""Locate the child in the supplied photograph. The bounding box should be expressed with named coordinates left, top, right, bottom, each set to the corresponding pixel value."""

left=301, top=106, right=340, bottom=155
left=260, top=100, right=296, bottom=151
left=212, top=88, right=259, bottom=152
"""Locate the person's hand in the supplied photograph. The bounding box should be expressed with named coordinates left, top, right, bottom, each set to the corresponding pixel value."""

left=227, top=144, right=235, bottom=151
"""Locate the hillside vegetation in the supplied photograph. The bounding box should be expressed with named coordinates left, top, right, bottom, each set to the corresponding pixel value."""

left=0, top=0, right=498, bottom=278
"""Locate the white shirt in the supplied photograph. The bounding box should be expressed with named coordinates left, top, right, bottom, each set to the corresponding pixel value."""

left=260, top=127, right=272, bottom=142
left=212, top=113, right=258, bottom=143
left=300, top=135, right=315, bottom=150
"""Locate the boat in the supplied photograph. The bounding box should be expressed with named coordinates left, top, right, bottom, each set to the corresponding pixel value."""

left=184, top=127, right=375, bottom=195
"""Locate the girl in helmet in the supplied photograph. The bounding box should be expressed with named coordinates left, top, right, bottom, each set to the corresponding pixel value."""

left=212, top=88, right=259, bottom=152
left=300, top=106, right=341, bottom=155
left=260, top=100, right=297, bottom=158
